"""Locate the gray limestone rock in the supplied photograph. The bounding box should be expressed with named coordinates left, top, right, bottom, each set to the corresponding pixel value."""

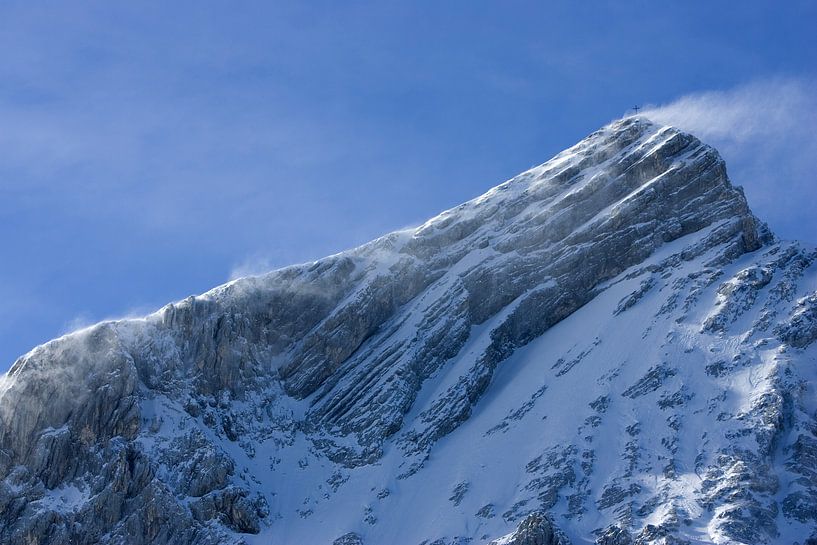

left=489, top=511, right=571, bottom=545
left=0, top=117, right=813, bottom=545
left=595, top=525, right=632, bottom=545
left=776, top=293, right=817, bottom=348
left=333, top=533, right=364, bottom=545
left=189, top=486, right=261, bottom=534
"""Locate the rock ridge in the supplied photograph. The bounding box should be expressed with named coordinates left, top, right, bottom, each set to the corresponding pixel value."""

left=1, top=117, right=814, bottom=545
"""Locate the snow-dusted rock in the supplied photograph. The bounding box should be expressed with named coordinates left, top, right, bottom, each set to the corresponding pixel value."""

left=489, top=511, right=571, bottom=545
left=333, top=533, right=364, bottom=545
left=1, top=117, right=816, bottom=544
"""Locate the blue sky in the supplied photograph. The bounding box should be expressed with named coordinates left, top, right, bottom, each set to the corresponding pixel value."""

left=1, top=1, right=815, bottom=370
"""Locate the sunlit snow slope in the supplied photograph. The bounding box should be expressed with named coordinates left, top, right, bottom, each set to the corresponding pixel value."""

left=1, top=117, right=816, bottom=545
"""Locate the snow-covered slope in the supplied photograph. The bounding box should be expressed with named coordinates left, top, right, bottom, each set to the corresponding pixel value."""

left=1, top=117, right=816, bottom=545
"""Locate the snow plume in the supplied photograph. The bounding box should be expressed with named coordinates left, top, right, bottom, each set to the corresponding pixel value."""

left=227, top=228, right=415, bottom=284
left=642, top=78, right=817, bottom=242
left=229, top=255, right=280, bottom=281
left=58, top=306, right=159, bottom=337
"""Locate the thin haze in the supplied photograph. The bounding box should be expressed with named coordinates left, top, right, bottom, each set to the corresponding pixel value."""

left=643, top=78, right=817, bottom=241
left=0, top=1, right=815, bottom=370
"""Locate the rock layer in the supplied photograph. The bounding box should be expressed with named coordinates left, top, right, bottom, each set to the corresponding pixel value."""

left=0, top=118, right=815, bottom=544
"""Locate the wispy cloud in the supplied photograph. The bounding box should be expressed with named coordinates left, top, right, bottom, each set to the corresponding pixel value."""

left=59, top=304, right=162, bottom=337
left=59, top=312, right=97, bottom=336
left=642, top=78, right=817, bottom=242
left=228, top=254, right=283, bottom=281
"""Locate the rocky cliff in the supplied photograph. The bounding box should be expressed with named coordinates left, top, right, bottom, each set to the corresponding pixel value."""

left=1, top=117, right=815, bottom=544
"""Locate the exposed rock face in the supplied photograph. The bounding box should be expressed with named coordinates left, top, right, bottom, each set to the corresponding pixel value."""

left=595, top=525, right=632, bottom=545
left=0, top=117, right=815, bottom=544
left=489, top=511, right=570, bottom=545
left=333, top=533, right=364, bottom=545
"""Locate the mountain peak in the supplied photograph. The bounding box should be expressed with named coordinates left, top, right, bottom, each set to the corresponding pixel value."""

left=400, top=115, right=763, bottom=266
left=1, top=119, right=813, bottom=545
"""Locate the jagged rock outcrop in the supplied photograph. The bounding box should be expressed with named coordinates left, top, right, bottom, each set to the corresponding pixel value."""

left=594, top=525, right=632, bottom=545
left=333, top=533, right=364, bottom=545
left=488, top=511, right=571, bottom=545
left=1, top=117, right=815, bottom=544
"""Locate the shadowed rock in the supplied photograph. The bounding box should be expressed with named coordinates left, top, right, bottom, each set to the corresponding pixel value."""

left=0, top=117, right=814, bottom=545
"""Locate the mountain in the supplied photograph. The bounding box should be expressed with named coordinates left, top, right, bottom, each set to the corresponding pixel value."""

left=1, top=117, right=815, bottom=545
